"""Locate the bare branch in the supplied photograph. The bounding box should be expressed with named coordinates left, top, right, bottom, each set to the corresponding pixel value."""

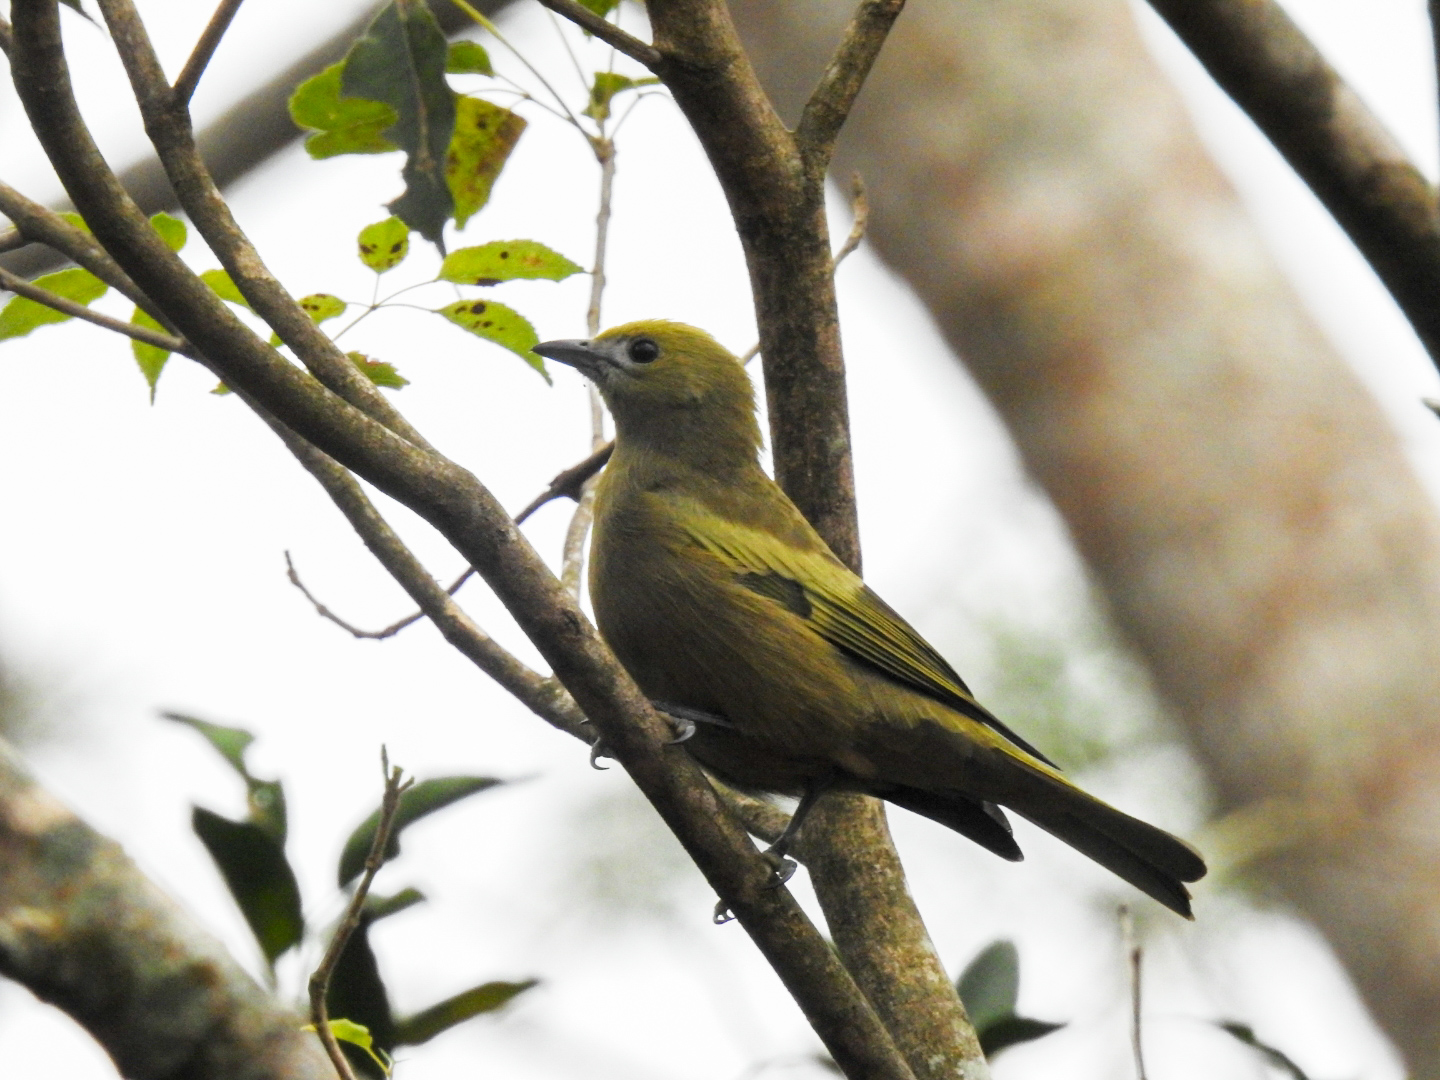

left=532, top=0, right=662, bottom=69
left=0, top=737, right=334, bottom=1080
left=1142, top=0, right=1440, bottom=364
left=1121, top=907, right=1148, bottom=1080
left=514, top=442, right=615, bottom=523
left=0, top=14, right=11, bottom=56
left=309, top=753, right=412, bottom=1080
left=0, top=179, right=169, bottom=318
left=0, top=229, right=25, bottom=255
left=795, top=0, right=906, bottom=165
left=173, top=0, right=248, bottom=107
left=287, top=552, right=474, bottom=642
left=0, top=265, right=195, bottom=356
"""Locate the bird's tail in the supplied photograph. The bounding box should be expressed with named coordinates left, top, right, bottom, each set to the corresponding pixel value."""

left=999, top=768, right=1207, bottom=918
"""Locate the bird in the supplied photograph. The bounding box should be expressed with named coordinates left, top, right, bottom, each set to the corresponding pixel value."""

left=532, top=320, right=1207, bottom=917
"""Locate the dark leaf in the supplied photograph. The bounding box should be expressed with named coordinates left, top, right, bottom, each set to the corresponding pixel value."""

left=365, top=887, right=426, bottom=922
left=0, top=267, right=109, bottom=340
left=163, top=711, right=286, bottom=841
left=339, top=776, right=505, bottom=886
left=290, top=63, right=399, bottom=159
left=956, top=940, right=1020, bottom=1031
left=446, top=41, right=493, bottom=75
left=978, top=1016, right=1065, bottom=1059
left=357, top=217, right=411, bottom=272
left=447, top=97, right=526, bottom=229
left=435, top=297, right=545, bottom=379
left=192, top=807, right=303, bottom=966
left=1217, top=1022, right=1313, bottom=1080
left=327, top=914, right=395, bottom=1076
left=343, top=0, right=456, bottom=247
left=393, top=980, right=537, bottom=1046
left=439, top=240, right=582, bottom=285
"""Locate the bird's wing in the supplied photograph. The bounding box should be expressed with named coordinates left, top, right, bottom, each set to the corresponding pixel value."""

left=681, top=508, right=1056, bottom=767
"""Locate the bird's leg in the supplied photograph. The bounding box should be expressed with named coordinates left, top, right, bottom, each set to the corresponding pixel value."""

left=760, top=779, right=833, bottom=887
left=652, top=700, right=734, bottom=745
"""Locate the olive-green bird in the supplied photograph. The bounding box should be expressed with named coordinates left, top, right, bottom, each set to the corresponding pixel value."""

left=533, top=321, right=1206, bottom=917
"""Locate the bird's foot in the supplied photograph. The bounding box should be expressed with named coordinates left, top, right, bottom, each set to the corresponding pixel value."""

left=579, top=721, right=613, bottom=770
left=652, top=700, right=732, bottom=745
left=761, top=847, right=798, bottom=888
left=712, top=900, right=736, bottom=925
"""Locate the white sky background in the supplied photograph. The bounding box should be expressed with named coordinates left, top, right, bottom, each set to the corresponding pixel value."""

left=0, top=0, right=1436, bottom=1077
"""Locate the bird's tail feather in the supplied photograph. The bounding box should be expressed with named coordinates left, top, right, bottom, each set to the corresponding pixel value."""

left=883, top=787, right=1024, bottom=862
left=1003, top=774, right=1206, bottom=918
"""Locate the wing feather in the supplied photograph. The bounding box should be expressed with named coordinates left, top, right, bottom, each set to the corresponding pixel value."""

left=680, top=507, right=1056, bottom=767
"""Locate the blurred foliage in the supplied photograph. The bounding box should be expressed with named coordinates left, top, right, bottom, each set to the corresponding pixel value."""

left=169, top=713, right=534, bottom=1071
left=1216, top=1021, right=1315, bottom=1080
left=955, top=940, right=1064, bottom=1059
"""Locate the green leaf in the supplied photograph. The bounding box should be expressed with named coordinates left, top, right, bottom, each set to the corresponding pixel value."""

left=192, top=807, right=303, bottom=966
left=200, top=268, right=251, bottom=309
left=577, top=0, right=619, bottom=16
left=1217, top=1022, right=1313, bottom=1080
left=956, top=940, right=1019, bottom=1030
left=445, top=41, right=493, bottom=75
left=348, top=351, right=408, bottom=390
left=130, top=307, right=172, bottom=401
left=338, top=776, right=504, bottom=887
left=439, top=240, right=582, bottom=286
left=150, top=212, right=187, bottom=252
left=163, top=711, right=287, bottom=842
left=300, top=293, right=348, bottom=322
left=436, top=297, right=545, bottom=379
left=305, top=1018, right=393, bottom=1077
left=59, top=212, right=91, bottom=234
left=394, top=980, right=537, bottom=1046
left=290, top=63, right=399, bottom=159
left=163, top=711, right=254, bottom=775
left=365, top=887, right=426, bottom=921
left=343, top=0, right=456, bottom=247
left=0, top=267, right=109, bottom=341
left=583, top=72, right=660, bottom=122
left=358, top=217, right=411, bottom=272
left=447, top=97, right=526, bottom=229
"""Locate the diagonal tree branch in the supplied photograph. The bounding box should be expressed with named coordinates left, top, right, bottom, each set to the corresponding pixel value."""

left=794, top=0, right=906, bottom=165
left=1142, top=0, right=1440, bottom=365
left=0, top=737, right=334, bottom=1080
left=172, top=0, right=248, bottom=108
left=0, top=265, right=195, bottom=355
left=533, top=0, right=661, bottom=68
left=9, top=5, right=915, bottom=1075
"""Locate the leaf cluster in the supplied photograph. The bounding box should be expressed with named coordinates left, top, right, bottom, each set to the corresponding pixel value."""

left=167, top=712, right=534, bottom=1073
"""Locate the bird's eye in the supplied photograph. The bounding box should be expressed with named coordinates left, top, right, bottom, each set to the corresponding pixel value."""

left=628, top=337, right=660, bottom=364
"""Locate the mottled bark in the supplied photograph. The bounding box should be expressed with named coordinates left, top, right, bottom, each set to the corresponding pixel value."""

left=0, top=738, right=334, bottom=1080
left=730, top=0, right=1440, bottom=1074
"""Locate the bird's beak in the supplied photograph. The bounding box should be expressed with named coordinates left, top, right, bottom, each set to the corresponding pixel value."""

left=532, top=338, right=610, bottom=379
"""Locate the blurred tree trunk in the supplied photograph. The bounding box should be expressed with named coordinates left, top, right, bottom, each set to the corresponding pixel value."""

left=732, top=0, right=1440, bottom=1074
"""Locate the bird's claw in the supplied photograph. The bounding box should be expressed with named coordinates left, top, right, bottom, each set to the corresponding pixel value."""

left=713, top=900, right=736, bottom=924
left=665, top=715, right=696, bottom=744
left=761, top=849, right=798, bottom=888
left=589, top=738, right=612, bottom=770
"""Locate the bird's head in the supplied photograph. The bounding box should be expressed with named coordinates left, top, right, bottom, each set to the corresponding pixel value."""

left=533, top=320, right=762, bottom=464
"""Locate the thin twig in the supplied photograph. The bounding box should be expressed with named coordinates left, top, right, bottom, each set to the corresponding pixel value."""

left=308, top=750, right=413, bottom=1080
left=0, top=228, right=26, bottom=254
left=0, top=265, right=195, bottom=356
left=286, top=551, right=473, bottom=640
left=795, top=0, right=907, bottom=164
left=450, top=0, right=589, bottom=132
left=532, top=0, right=662, bottom=70
left=172, top=0, right=247, bottom=107
left=1120, top=906, right=1147, bottom=1080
